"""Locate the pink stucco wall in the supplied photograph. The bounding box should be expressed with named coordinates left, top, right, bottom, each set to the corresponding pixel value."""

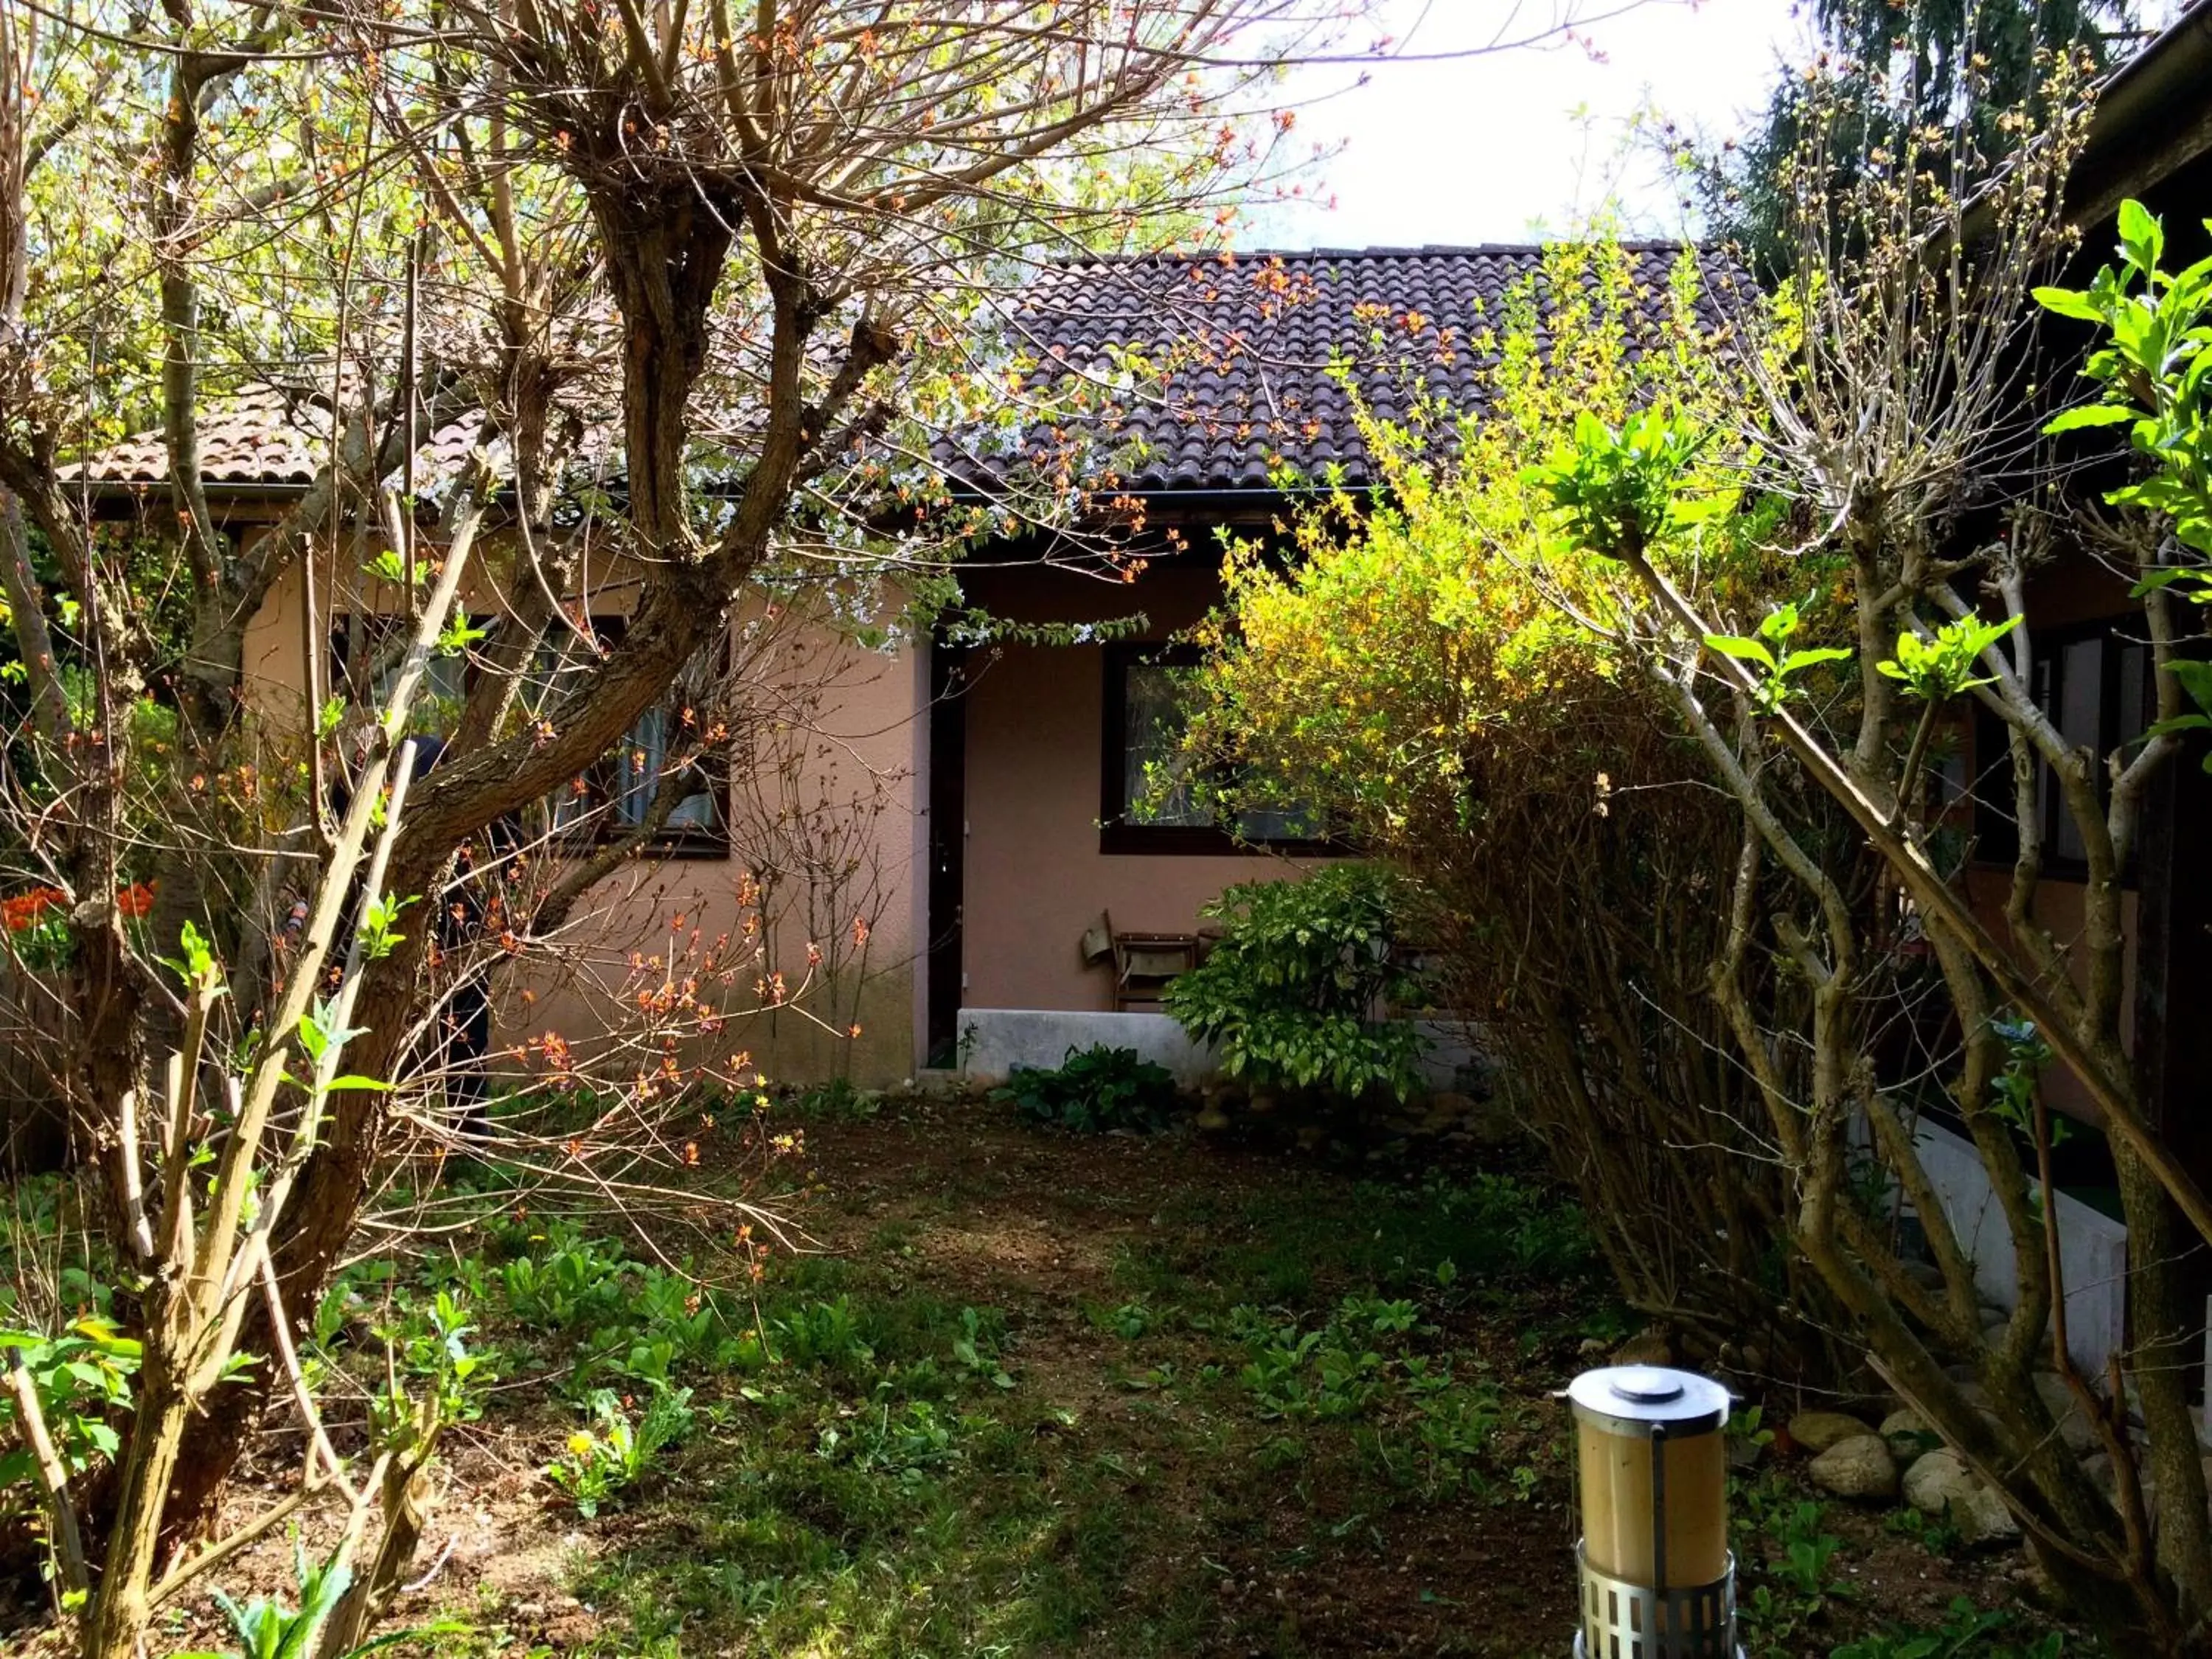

left=242, top=553, right=929, bottom=1084
left=230, top=532, right=1310, bottom=1072
left=958, top=557, right=1305, bottom=1013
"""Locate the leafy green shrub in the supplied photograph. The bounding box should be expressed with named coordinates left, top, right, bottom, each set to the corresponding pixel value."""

left=1, top=1316, right=139, bottom=1522
left=1738, top=1498, right=1849, bottom=1649
left=368, top=1290, right=496, bottom=1431
left=948, top=1307, right=1015, bottom=1391
left=773, top=1296, right=877, bottom=1375
left=194, top=1538, right=469, bottom=1659
left=497, top=1226, right=639, bottom=1332
left=789, top=1077, right=880, bottom=1121
left=1225, top=1292, right=1509, bottom=1498
left=992, top=1044, right=1180, bottom=1133
left=1446, top=1172, right=1597, bottom=1279
left=1164, top=866, right=1424, bottom=1102
left=817, top=1399, right=993, bottom=1484
left=547, top=1385, right=696, bottom=1517
left=1829, top=1596, right=2063, bottom=1658
left=471, top=1218, right=762, bottom=1394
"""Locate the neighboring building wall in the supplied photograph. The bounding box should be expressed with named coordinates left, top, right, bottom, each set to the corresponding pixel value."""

left=240, top=551, right=929, bottom=1086
left=959, top=556, right=1305, bottom=1014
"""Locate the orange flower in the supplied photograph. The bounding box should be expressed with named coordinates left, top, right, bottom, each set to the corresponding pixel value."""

left=4, top=886, right=67, bottom=932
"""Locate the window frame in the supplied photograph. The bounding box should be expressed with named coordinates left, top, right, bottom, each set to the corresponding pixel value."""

left=532, top=615, right=732, bottom=861
left=1096, top=641, right=1338, bottom=858
left=332, top=612, right=732, bottom=861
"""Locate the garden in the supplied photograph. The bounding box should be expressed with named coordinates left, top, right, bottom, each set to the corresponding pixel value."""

left=6, top=0, right=2212, bottom=1654
left=4, top=1074, right=2081, bottom=1657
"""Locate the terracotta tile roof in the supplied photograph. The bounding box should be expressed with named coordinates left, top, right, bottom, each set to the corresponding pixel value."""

left=65, top=245, right=1742, bottom=500
left=939, top=242, right=1742, bottom=495
left=65, top=386, right=327, bottom=487
left=63, top=382, right=493, bottom=491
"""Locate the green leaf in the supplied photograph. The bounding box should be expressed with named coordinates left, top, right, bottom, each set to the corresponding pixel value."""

left=2032, top=285, right=2104, bottom=322
left=2166, top=658, right=2212, bottom=711
left=2120, top=198, right=2164, bottom=273
left=2042, top=404, right=2135, bottom=434
left=1703, top=633, right=1777, bottom=671
left=2132, top=568, right=2204, bottom=595
left=1778, top=647, right=1852, bottom=675
left=321, top=1075, right=394, bottom=1094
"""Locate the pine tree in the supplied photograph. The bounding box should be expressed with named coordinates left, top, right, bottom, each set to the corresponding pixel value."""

left=1708, top=0, right=2141, bottom=271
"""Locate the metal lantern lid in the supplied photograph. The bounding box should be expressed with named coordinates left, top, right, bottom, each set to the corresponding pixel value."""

left=1565, top=1366, right=1731, bottom=1439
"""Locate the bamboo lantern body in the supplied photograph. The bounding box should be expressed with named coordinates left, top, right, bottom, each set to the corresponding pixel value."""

left=1565, top=1367, right=1739, bottom=1659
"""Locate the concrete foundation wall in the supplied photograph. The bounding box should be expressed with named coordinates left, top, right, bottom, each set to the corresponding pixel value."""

left=1913, top=1119, right=2128, bottom=1376
left=959, top=1008, right=1219, bottom=1088
left=959, top=1008, right=1479, bottom=1096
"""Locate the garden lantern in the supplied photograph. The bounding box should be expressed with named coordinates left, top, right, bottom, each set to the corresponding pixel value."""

left=1565, top=1365, right=1739, bottom=1659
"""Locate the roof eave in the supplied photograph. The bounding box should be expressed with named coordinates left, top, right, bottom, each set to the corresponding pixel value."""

left=2065, top=4, right=2212, bottom=230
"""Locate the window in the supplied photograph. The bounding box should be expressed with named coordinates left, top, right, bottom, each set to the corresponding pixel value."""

left=527, top=617, right=729, bottom=858
left=333, top=613, right=728, bottom=858
left=1973, top=622, right=2154, bottom=874
left=329, top=616, right=470, bottom=732
left=1099, top=642, right=1329, bottom=855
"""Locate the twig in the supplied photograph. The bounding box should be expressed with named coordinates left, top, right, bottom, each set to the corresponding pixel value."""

left=4, top=1344, right=89, bottom=1602
left=259, top=1252, right=358, bottom=1503
left=400, top=1533, right=457, bottom=1593
left=149, top=1472, right=332, bottom=1609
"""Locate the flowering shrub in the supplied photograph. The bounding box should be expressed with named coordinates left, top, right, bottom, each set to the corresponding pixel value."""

left=1, top=883, right=156, bottom=974
left=1176, top=240, right=1826, bottom=1344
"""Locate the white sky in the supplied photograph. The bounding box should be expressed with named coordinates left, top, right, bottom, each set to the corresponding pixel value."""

left=1243, top=0, right=1818, bottom=248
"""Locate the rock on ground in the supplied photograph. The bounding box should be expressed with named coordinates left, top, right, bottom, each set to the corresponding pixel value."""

left=1788, top=1410, right=1874, bottom=1455
left=2031, top=1371, right=2098, bottom=1456
left=1879, top=1407, right=1938, bottom=1461
left=1807, top=1434, right=1899, bottom=1500
left=1903, top=1449, right=2020, bottom=1545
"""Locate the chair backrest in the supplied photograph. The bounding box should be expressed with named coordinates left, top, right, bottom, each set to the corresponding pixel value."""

left=1082, top=911, right=1116, bottom=968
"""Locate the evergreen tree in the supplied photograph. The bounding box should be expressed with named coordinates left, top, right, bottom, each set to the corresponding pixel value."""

left=1707, top=0, right=2141, bottom=271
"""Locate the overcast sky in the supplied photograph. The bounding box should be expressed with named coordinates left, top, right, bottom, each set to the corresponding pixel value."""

left=1242, top=0, right=1816, bottom=248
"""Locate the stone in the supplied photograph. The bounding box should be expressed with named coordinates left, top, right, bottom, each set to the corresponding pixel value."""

left=2032, top=1371, right=2098, bottom=1456
left=1807, top=1434, right=1900, bottom=1500
left=1903, top=1449, right=2020, bottom=1546
left=1787, top=1411, right=1875, bottom=1455
left=1462, top=1094, right=1527, bottom=1149
left=1194, top=1104, right=1231, bottom=1133
left=2081, top=1452, right=2112, bottom=1500
left=1879, top=1407, right=1940, bottom=1461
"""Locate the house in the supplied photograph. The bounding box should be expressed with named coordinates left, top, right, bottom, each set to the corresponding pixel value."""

left=47, top=3, right=2211, bottom=1175
left=60, top=243, right=1716, bottom=1095
left=922, top=241, right=1724, bottom=1080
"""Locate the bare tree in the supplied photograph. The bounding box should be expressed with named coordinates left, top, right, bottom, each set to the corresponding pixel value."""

left=1534, top=46, right=2212, bottom=1648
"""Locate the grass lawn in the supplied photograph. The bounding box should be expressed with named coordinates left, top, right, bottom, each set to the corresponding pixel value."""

left=4, top=1092, right=2075, bottom=1658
